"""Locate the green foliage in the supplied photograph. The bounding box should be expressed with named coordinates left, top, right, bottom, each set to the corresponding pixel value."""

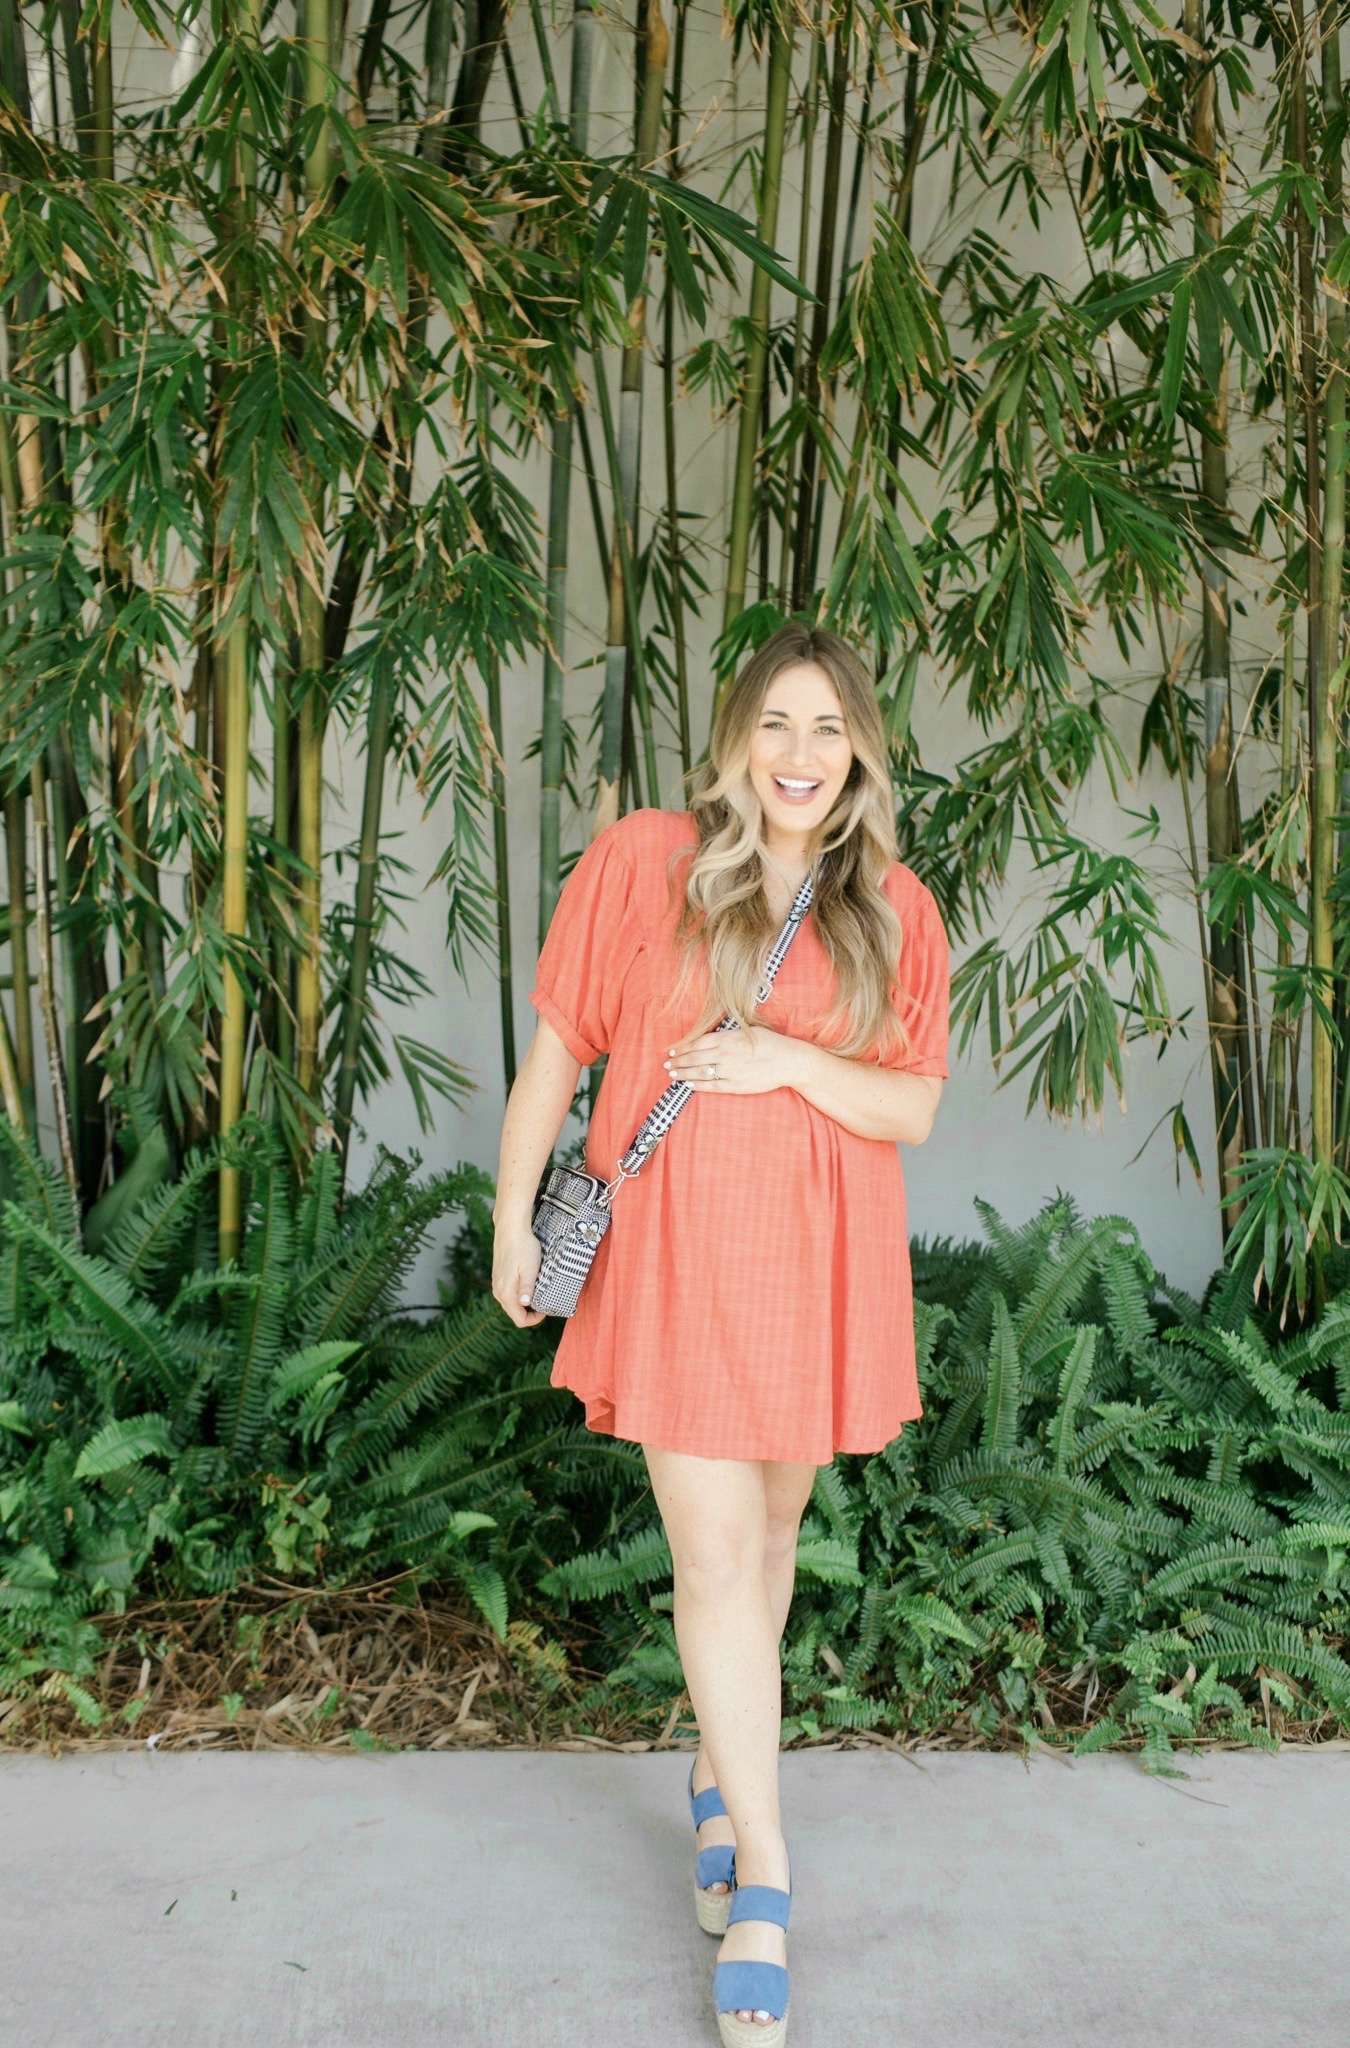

left=6, top=1170, right=1350, bottom=1762
left=534, top=1196, right=1350, bottom=1767
left=0, top=1123, right=636, bottom=1709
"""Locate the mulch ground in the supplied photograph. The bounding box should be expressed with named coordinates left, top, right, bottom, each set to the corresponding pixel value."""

left=3, top=1575, right=1347, bottom=1758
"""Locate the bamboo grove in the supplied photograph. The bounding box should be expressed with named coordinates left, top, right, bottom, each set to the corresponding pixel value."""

left=2, top=0, right=1350, bottom=1313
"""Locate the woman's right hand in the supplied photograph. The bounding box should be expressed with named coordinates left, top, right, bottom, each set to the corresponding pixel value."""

left=492, top=1222, right=548, bottom=1328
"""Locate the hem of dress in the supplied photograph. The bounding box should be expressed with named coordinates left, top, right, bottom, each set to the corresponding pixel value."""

left=557, top=1377, right=922, bottom=1465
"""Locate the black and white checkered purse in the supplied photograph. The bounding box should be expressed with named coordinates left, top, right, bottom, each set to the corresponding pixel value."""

left=528, top=869, right=816, bottom=1316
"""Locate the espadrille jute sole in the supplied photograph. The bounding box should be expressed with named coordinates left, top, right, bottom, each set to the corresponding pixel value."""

left=695, top=1876, right=733, bottom=1936
left=715, top=2004, right=789, bottom=2048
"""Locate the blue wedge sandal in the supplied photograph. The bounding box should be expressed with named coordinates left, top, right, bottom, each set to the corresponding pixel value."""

left=688, top=1759, right=737, bottom=1935
left=712, top=1865, right=792, bottom=2048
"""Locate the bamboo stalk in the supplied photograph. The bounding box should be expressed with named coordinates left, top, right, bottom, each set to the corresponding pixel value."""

left=111, top=698, right=142, bottom=993
left=332, top=660, right=391, bottom=1167
left=1241, top=873, right=1268, bottom=1147
left=882, top=1, right=955, bottom=520
left=525, top=0, right=562, bottom=120
left=444, top=0, right=507, bottom=172
left=790, top=0, right=852, bottom=612
left=591, top=320, right=658, bottom=819
left=659, top=340, right=692, bottom=775
left=776, top=0, right=825, bottom=610
left=539, top=393, right=574, bottom=937
left=448, top=4, right=519, bottom=1086
left=217, top=0, right=261, bottom=1262
left=218, top=621, right=251, bottom=1261
left=4, top=328, right=109, bottom=1182
left=835, top=46, right=874, bottom=323
left=269, top=647, right=295, bottom=1076
left=3, top=331, right=78, bottom=1186
left=1315, top=0, right=1346, bottom=1181
left=44, top=736, right=86, bottom=1178
left=594, top=0, right=668, bottom=835
left=1269, top=336, right=1299, bottom=1146
left=1229, top=764, right=1260, bottom=1159
left=28, top=761, right=77, bottom=1193
left=1155, top=607, right=1227, bottom=1171
left=294, top=629, right=324, bottom=1107
left=56, top=0, right=92, bottom=163
left=1290, top=0, right=1323, bottom=1161
left=0, top=982, right=24, bottom=1134
left=89, top=12, right=112, bottom=180
left=539, top=0, right=596, bottom=941
left=602, top=246, right=645, bottom=840
left=486, top=648, right=516, bottom=1090
left=58, top=736, right=110, bottom=1187
left=0, top=421, right=34, bottom=1118
left=573, top=407, right=612, bottom=587
left=757, top=338, right=772, bottom=605
left=426, top=0, right=453, bottom=136
left=0, top=0, right=32, bottom=124
left=1186, top=0, right=1246, bottom=1236
left=718, top=3, right=795, bottom=697
left=893, top=0, right=954, bottom=237
left=498, top=26, right=528, bottom=134
left=355, top=0, right=391, bottom=108
left=295, top=0, right=332, bottom=1114
left=808, top=40, right=874, bottom=598
left=660, top=0, right=691, bottom=782
left=3, top=790, right=34, bottom=1102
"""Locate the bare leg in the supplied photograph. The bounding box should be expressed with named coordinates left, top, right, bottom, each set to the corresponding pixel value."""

left=762, top=1459, right=818, bottom=1640
left=647, top=1446, right=805, bottom=2027
left=692, top=1458, right=816, bottom=1834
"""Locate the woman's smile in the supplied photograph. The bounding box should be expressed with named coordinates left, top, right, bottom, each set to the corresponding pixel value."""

left=770, top=774, right=824, bottom=804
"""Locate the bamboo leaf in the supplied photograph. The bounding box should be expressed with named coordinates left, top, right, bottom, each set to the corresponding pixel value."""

left=657, top=197, right=706, bottom=323
left=641, top=174, right=813, bottom=300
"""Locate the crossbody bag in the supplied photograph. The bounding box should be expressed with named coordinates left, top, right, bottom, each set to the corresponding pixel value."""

left=528, top=868, right=816, bottom=1316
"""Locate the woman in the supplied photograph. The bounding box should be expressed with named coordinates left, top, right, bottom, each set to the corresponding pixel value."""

left=491, top=623, right=949, bottom=2045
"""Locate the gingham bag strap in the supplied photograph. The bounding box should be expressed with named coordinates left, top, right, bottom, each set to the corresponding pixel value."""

left=609, top=868, right=815, bottom=1186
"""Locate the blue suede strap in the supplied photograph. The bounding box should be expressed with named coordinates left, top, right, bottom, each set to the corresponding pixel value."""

left=727, top=1883, right=791, bottom=1931
left=696, top=1842, right=737, bottom=1890
left=714, top=1960, right=789, bottom=2020
left=688, top=1761, right=730, bottom=1831
left=691, top=1783, right=729, bottom=1829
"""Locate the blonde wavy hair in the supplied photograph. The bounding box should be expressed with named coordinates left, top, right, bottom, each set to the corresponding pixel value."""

left=660, top=623, right=910, bottom=1064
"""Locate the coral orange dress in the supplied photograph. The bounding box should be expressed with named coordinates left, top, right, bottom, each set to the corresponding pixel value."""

left=528, top=808, right=951, bottom=1465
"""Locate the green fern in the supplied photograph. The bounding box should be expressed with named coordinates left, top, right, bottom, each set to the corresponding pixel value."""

left=220, top=1161, right=295, bottom=1465
left=0, top=1137, right=606, bottom=1695
left=982, top=1293, right=1022, bottom=1453
left=9, top=1166, right=1350, bottom=1756
left=102, top=1143, right=219, bottom=1293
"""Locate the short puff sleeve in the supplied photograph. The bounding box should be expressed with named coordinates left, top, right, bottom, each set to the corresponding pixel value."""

left=877, top=873, right=951, bottom=1077
left=529, top=818, right=645, bottom=1064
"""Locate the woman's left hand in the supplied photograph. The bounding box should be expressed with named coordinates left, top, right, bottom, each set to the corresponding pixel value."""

left=664, top=1023, right=809, bottom=1096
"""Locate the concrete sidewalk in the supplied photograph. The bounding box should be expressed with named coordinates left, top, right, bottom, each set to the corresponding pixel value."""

left=2, top=1746, right=1346, bottom=2047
